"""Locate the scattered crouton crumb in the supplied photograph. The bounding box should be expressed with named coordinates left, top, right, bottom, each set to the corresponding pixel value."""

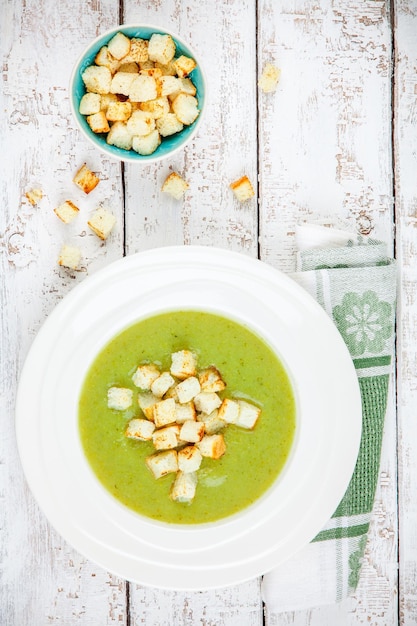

left=258, top=63, right=281, bottom=93
left=54, top=200, right=79, bottom=224
left=73, top=163, right=100, bottom=194
left=87, top=207, right=116, bottom=240
left=230, top=175, right=255, bottom=202
left=25, top=188, right=43, bottom=206
left=58, top=244, right=81, bottom=270
left=161, top=172, right=189, bottom=200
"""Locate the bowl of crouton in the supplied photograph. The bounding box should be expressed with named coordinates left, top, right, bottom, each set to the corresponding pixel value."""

left=70, top=25, right=206, bottom=162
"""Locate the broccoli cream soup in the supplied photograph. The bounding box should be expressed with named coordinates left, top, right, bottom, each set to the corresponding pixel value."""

left=78, top=311, right=296, bottom=524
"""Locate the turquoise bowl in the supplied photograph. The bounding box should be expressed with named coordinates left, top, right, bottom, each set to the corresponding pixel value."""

left=69, top=24, right=206, bottom=163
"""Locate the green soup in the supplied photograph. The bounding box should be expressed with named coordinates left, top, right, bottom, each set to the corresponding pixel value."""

left=78, top=311, right=296, bottom=524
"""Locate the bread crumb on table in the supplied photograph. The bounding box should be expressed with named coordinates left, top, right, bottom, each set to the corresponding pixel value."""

left=58, top=244, right=81, bottom=270
left=258, top=62, right=281, bottom=93
left=230, top=175, right=255, bottom=202
left=161, top=172, right=189, bottom=199
left=73, top=164, right=100, bottom=194
left=54, top=200, right=79, bottom=224
left=87, top=207, right=116, bottom=240
left=25, top=188, right=43, bottom=206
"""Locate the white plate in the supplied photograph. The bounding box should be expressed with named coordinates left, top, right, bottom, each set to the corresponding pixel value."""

left=15, top=246, right=362, bottom=590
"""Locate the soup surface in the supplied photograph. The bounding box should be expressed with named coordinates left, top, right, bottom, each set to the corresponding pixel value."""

left=79, top=310, right=296, bottom=523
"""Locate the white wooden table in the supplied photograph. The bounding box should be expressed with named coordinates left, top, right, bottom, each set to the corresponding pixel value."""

left=1, top=1, right=416, bottom=624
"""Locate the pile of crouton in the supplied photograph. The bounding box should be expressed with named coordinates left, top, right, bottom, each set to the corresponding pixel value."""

left=107, top=349, right=261, bottom=504
left=79, top=31, right=200, bottom=155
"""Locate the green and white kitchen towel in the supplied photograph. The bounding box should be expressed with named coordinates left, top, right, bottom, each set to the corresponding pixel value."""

left=261, top=223, right=397, bottom=611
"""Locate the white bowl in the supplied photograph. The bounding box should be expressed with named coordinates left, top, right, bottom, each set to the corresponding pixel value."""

left=15, top=246, right=361, bottom=590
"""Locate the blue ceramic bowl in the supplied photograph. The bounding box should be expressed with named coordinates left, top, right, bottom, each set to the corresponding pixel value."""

left=69, top=24, right=206, bottom=163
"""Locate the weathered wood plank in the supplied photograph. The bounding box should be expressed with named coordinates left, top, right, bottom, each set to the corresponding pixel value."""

left=0, top=0, right=128, bottom=624
left=393, top=1, right=417, bottom=624
left=257, top=1, right=398, bottom=624
left=123, top=0, right=258, bottom=256
left=123, top=0, right=262, bottom=623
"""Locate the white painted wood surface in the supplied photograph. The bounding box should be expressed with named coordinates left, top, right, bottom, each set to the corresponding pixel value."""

left=1, top=0, right=415, bottom=624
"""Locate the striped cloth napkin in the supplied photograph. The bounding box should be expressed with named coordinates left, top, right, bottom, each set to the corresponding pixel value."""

left=261, top=224, right=397, bottom=611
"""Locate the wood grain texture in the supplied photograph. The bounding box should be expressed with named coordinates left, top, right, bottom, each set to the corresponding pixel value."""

left=394, top=1, right=417, bottom=625
left=0, top=0, right=408, bottom=623
left=1, top=0, right=128, bottom=624
left=257, top=1, right=398, bottom=624
left=123, top=0, right=258, bottom=256
left=122, top=1, right=262, bottom=623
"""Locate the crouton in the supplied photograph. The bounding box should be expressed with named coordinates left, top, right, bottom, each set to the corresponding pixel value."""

left=54, top=200, right=79, bottom=224
left=139, top=59, right=155, bottom=71
left=123, top=37, right=149, bottom=64
left=79, top=92, right=101, bottom=115
left=163, top=384, right=179, bottom=401
left=94, top=46, right=120, bottom=74
left=57, top=244, right=81, bottom=270
left=167, top=77, right=197, bottom=102
left=139, top=96, right=170, bottom=119
left=218, top=398, right=240, bottom=424
left=170, top=350, right=197, bottom=380
left=175, top=401, right=196, bottom=424
left=110, top=71, right=137, bottom=96
left=100, top=93, right=119, bottom=113
left=105, top=100, right=132, bottom=122
left=106, top=121, right=133, bottom=150
left=196, top=434, right=226, bottom=459
left=230, top=175, right=255, bottom=202
left=82, top=65, right=112, bottom=94
left=235, top=400, right=261, bottom=429
left=175, top=376, right=201, bottom=404
left=178, top=77, right=197, bottom=96
left=87, top=110, right=110, bottom=134
left=25, top=188, right=43, bottom=206
left=132, top=363, right=160, bottom=390
left=153, top=398, right=177, bottom=428
left=171, top=93, right=199, bottom=125
left=156, top=113, right=184, bottom=137
left=155, top=60, right=177, bottom=76
left=107, top=32, right=131, bottom=60
left=197, top=409, right=226, bottom=435
left=107, top=386, right=133, bottom=410
left=173, top=55, right=197, bottom=78
left=126, top=109, right=156, bottom=136
left=131, top=129, right=161, bottom=155
left=138, top=391, right=159, bottom=420
left=152, top=424, right=180, bottom=450
left=198, top=366, right=226, bottom=393
left=151, top=371, right=175, bottom=398
left=193, top=392, right=222, bottom=415
left=148, top=33, right=176, bottom=65
left=170, top=471, right=197, bottom=503
left=159, top=75, right=181, bottom=96
left=73, top=164, right=100, bottom=194
left=125, top=418, right=155, bottom=441
left=146, top=449, right=178, bottom=479
left=258, top=62, right=281, bottom=93
left=161, top=172, right=189, bottom=200
left=179, top=419, right=205, bottom=443
left=140, top=67, right=163, bottom=79
left=178, top=446, right=203, bottom=473
left=87, top=207, right=116, bottom=240
left=118, top=62, right=139, bottom=74
left=129, top=75, right=158, bottom=102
